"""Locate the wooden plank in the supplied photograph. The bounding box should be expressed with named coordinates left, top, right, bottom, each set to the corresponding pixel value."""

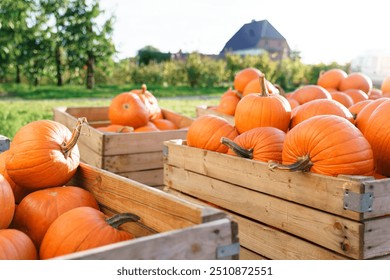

left=363, top=217, right=390, bottom=259
left=56, top=218, right=237, bottom=260
left=103, top=151, right=163, bottom=172
left=239, top=248, right=267, bottom=260
left=66, top=106, right=109, bottom=122
left=117, top=168, right=164, bottom=187
left=196, top=104, right=235, bottom=124
left=70, top=163, right=225, bottom=233
left=164, top=165, right=363, bottom=259
left=362, top=179, right=390, bottom=219
left=164, top=140, right=377, bottom=221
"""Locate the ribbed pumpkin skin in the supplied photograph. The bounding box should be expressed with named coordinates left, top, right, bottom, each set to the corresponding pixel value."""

left=40, top=207, right=135, bottom=259
left=363, top=99, right=390, bottom=176
left=13, top=186, right=100, bottom=250
left=0, top=174, right=15, bottom=229
left=282, top=115, right=374, bottom=176
left=6, top=120, right=80, bottom=190
left=151, top=118, right=178, bottom=130
left=381, top=75, right=390, bottom=93
left=290, top=99, right=354, bottom=128
left=108, top=92, right=149, bottom=128
left=290, top=85, right=332, bottom=105
left=187, top=115, right=238, bottom=153
left=0, top=229, right=37, bottom=260
left=131, top=84, right=163, bottom=120
left=233, top=67, right=262, bottom=93
left=355, top=98, right=388, bottom=134
left=339, top=72, right=373, bottom=94
left=227, top=127, right=285, bottom=163
left=348, top=100, right=372, bottom=120
left=234, top=93, right=291, bottom=134
left=330, top=91, right=354, bottom=108
left=317, top=68, right=348, bottom=90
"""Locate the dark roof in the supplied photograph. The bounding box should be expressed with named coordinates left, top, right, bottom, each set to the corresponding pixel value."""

left=220, top=19, right=287, bottom=54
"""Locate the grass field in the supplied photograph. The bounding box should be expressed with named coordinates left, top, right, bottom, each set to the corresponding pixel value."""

left=0, top=84, right=223, bottom=139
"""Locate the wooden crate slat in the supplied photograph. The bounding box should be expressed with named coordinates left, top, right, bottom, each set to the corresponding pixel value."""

left=164, top=164, right=363, bottom=259
left=363, top=217, right=390, bottom=259
left=116, top=168, right=164, bottom=187
left=103, top=151, right=163, bottom=172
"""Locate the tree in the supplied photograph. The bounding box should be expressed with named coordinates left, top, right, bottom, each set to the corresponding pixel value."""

left=63, top=0, right=115, bottom=89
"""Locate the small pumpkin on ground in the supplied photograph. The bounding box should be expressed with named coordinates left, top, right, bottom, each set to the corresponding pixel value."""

left=39, top=207, right=139, bottom=259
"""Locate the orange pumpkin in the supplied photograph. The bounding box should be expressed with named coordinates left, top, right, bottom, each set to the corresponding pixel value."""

left=134, top=121, right=160, bottom=132
left=234, top=74, right=291, bottom=134
left=242, top=77, right=279, bottom=96
left=108, top=92, right=149, bottom=128
left=0, top=229, right=37, bottom=260
left=221, top=127, right=285, bottom=163
left=151, top=118, right=178, bottom=130
left=348, top=99, right=372, bottom=120
left=290, top=99, right=354, bottom=128
left=6, top=119, right=85, bottom=190
left=381, top=75, right=390, bottom=94
left=233, top=67, right=262, bottom=93
left=215, top=88, right=241, bottom=116
left=342, top=89, right=368, bottom=104
left=96, top=124, right=134, bottom=133
left=131, top=84, right=163, bottom=120
left=355, top=98, right=388, bottom=134
left=339, top=72, right=373, bottom=94
left=290, top=85, right=332, bottom=105
left=368, top=88, right=383, bottom=100
left=316, top=68, right=348, bottom=90
left=13, top=186, right=100, bottom=250
left=269, top=115, right=374, bottom=177
left=0, top=174, right=15, bottom=229
left=330, top=91, right=354, bottom=108
left=39, top=207, right=139, bottom=259
left=187, top=115, right=238, bottom=153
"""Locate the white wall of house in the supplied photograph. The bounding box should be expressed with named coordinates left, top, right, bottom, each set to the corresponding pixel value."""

left=350, top=49, right=390, bottom=87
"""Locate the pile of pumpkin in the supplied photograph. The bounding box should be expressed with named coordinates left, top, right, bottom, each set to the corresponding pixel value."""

left=187, top=67, right=390, bottom=179
left=0, top=118, right=138, bottom=260
left=97, top=84, right=179, bottom=132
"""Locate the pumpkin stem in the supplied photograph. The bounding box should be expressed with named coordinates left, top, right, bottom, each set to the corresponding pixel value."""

left=259, top=73, right=269, bottom=97
left=268, top=154, right=313, bottom=172
left=61, top=117, right=88, bottom=158
left=106, top=212, right=140, bottom=229
left=141, top=84, right=147, bottom=94
left=220, top=137, right=253, bottom=159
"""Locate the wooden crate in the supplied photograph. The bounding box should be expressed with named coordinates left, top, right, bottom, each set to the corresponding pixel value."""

left=54, top=162, right=239, bottom=260
left=196, top=104, right=235, bottom=125
left=53, top=106, right=193, bottom=187
left=163, top=139, right=390, bottom=260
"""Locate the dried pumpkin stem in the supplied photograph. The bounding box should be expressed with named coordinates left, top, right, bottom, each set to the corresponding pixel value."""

left=268, top=154, right=313, bottom=172
left=220, top=137, right=253, bottom=159
left=61, top=117, right=88, bottom=158
left=106, top=213, right=140, bottom=229
left=259, top=73, right=269, bottom=97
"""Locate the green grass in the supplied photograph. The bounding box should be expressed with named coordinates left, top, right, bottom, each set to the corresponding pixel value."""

left=0, top=84, right=222, bottom=139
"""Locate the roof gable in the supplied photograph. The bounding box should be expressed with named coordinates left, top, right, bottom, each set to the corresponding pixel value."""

left=220, top=19, right=287, bottom=54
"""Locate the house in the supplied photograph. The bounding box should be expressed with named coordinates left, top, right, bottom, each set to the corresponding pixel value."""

left=219, top=19, right=290, bottom=60
left=350, top=49, right=390, bottom=87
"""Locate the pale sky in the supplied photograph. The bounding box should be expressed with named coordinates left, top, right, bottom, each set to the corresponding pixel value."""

left=99, top=0, right=390, bottom=64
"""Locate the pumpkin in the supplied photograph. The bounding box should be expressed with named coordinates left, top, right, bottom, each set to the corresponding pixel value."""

left=134, top=121, right=160, bottom=132
left=221, top=127, right=285, bottom=163
left=290, top=99, right=354, bottom=128
left=0, top=151, right=32, bottom=203
left=348, top=99, right=372, bottom=120
left=13, top=186, right=100, bottom=250
left=233, top=67, right=262, bottom=93
left=5, top=118, right=86, bottom=190
left=330, top=91, right=354, bottom=108
left=108, top=92, right=149, bottom=128
left=317, top=68, right=348, bottom=90
left=131, top=84, right=163, bottom=120
left=151, top=118, right=178, bottom=130
left=368, top=88, right=383, bottom=100
left=339, top=72, right=373, bottom=94
left=39, top=207, right=139, bottom=259
left=0, top=174, right=15, bottom=229
left=269, top=115, right=374, bottom=177
left=354, top=98, right=388, bottom=134
left=234, top=74, right=291, bottom=134
left=363, top=99, right=390, bottom=176
left=290, top=85, right=332, bottom=105
left=0, top=229, right=37, bottom=260
left=215, top=88, right=241, bottom=116
left=342, top=88, right=368, bottom=104
left=96, top=124, right=134, bottom=133
left=187, top=115, right=238, bottom=153
left=381, top=75, right=390, bottom=94
left=242, top=77, right=280, bottom=96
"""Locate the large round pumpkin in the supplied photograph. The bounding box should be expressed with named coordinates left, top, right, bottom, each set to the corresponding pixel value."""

left=221, top=127, right=285, bottom=163
left=233, top=67, right=262, bottom=93
left=363, top=99, right=390, bottom=176
left=39, top=207, right=139, bottom=259
left=234, top=74, right=291, bottom=134
left=339, top=72, right=373, bottom=94
left=317, top=68, right=348, bottom=90
left=13, top=186, right=100, bottom=250
left=290, top=85, right=332, bottom=105
left=0, top=229, right=37, bottom=260
left=269, top=115, right=374, bottom=177
left=108, top=92, right=149, bottom=128
left=0, top=174, right=15, bottom=229
left=131, top=84, right=163, bottom=120
left=186, top=115, right=238, bottom=153
left=6, top=119, right=85, bottom=190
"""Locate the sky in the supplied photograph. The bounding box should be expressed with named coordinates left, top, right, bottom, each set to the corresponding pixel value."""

left=99, top=0, right=390, bottom=64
